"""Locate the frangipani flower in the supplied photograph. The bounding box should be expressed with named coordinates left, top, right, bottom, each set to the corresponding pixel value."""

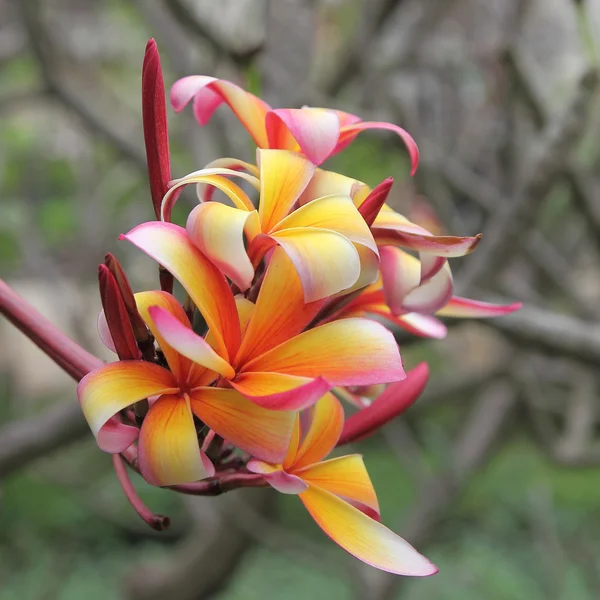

left=119, top=222, right=405, bottom=412
left=161, top=149, right=379, bottom=302
left=247, top=394, right=437, bottom=576
left=170, top=76, right=419, bottom=174
left=79, top=289, right=297, bottom=487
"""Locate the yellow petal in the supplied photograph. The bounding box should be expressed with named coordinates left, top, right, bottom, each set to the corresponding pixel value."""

left=295, top=455, right=379, bottom=514
left=299, top=485, right=437, bottom=576
left=243, top=318, right=405, bottom=387
left=187, top=202, right=257, bottom=291
left=78, top=361, right=178, bottom=439
left=258, top=149, right=315, bottom=232
left=293, top=393, right=344, bottom=469
left=138, top=393, right=213, bottom=486
left=234, top=247, right=323, bottom=367
left=189, top=387, right=296, bottom=464
left=272, top=227, right=360, bottom=302
left=122, top=222, right=240, bottom=361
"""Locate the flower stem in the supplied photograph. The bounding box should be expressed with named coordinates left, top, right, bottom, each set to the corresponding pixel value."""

left=112, top=454, right=170, bottom=531
left=0, top=278, right=103, bottom=381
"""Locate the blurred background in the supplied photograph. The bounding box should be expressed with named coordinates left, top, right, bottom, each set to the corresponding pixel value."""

left=2, top=0, right=600, bottom=598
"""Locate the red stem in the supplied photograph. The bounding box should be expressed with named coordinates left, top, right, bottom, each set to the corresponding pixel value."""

left=112, top=454, right=170, bottom=531
left=0, top=278, right=103, bottom=381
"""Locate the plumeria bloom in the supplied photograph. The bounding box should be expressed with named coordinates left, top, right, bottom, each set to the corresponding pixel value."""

left=82, top=225, right=406, bottom=485
left=121, top=225, right=404, bottom=410
left=247, top=393, right=437, bottom=576
left=170, top=76, right=419, bottom=174
left=80, top=287, right=297, bottom=486
left=161, top=149, right=379, bottom=302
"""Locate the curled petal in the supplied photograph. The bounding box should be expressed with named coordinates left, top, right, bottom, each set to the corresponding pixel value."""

left=258, top=149, right=315, bottom=232
left=381, top=246, right=453, bottom=315
left=198, top=157, right=259, bottom=201
left=299, top=168, right=370, bottom=207
left=231, top=372, right=330, bottom=411
left=403, top=262, right=453, bottom=314
left=380, top=246, right=421, bottom=314
left=97, top=417, right=139, bottom=454
left=138, top=394, right=213, bottom=486
left=295, top=455, right=379, bottom=516
left=162, top=169, right=258, bottom=220
left=272, top=227, right=360, bottom=302
left=247, top=461, right=308, bottom=494
left=394, top=313, right=448, bottom=339
left=436, top=296, right=523, bottom=318
left=78, top=362, right=178, bottom=442
left=234, top=247, right=324, bottom=367
left=300, top=485, right=437, bottom=576
left=293, top=393, right=344, bottom=469
left=419, top=253, right=446, bottom=283
left=273, top=194, right=378, bottom=253
left=373, top=215, right=482, bottom=257
left=187, top=202, right=257, bottom=291
left=336, top=121, right=420, bottom=176
left=189, top=387, right=295, bottom=464
left=97, top=309, right=116, bottom=353
left=121, top=222, right=240, bottom=361
left=338, top=362, right=429, bottom=446
left=148, top=306, right=235, bottom=379
left=266, top=108, right=341, bottom=165
left=244, top=318, right=405, bottom=387
left=170, top=75, right=271, bottom=147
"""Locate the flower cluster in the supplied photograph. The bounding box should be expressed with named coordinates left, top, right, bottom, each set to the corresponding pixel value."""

left=77, top=40, right=520, bottom=577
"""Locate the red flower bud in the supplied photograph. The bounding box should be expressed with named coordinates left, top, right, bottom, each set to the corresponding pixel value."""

left=98, top=264, right=141, bottom=360
left=358, top=177, right=393, bottom=228
left=142, top=39, right=171, bottom=220
left=337, top=362, right=429, bottom=446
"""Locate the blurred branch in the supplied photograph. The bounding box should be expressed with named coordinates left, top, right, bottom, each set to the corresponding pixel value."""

left=163, top=0, right=264, bottom=65
left=12, top=0, right=146, bottom=171
left=0, top=280, right=102, bottom=478
left=487, top=304, right=600, bottom=366
left=456, top=67, right=599, bottom=291
left=504, top=46, right=600, bottom=252
left=126, top=490, right=273, bottom=600
left=320, top=0, right=405, bottom=96
left=0, top=401, right=87, bottom=479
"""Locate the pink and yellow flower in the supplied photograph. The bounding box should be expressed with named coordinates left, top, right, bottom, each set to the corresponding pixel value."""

left=121, top=225, right=404, bottom=409
left=81, top=225, right=406, bottom=486
left=79, top=288, right=297, bottom=486
left=170, top=76, right=419, bottom=174
left=247, top=393, right=437, bottom=576
left=161, top=149, right=379, bottom=302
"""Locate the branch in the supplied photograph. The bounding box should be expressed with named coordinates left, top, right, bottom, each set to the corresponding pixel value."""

left=13, top=0, right=146, bottom=171
left=486, top=304, right=600, bottom=366
left=0, top=401, right=87, bottom=479
left=456, top=67, right=598, bottom=292
left=163, top=0, right=264, bottom=65
left=0, top=279, right=102, bottom=477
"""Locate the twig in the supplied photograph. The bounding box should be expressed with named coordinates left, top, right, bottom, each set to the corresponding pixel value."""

left=13, top=0, right=146, bottom=171
left=163, top=0, right=264, bottom=65
left=456, top=67, right=598, bottom=292
left=487, top=304, right=600, bottom=366
left=0, top=401, right=87, bottom=479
